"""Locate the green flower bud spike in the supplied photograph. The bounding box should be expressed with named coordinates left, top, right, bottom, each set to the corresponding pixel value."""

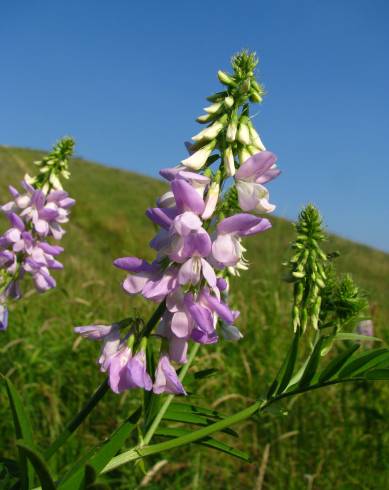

left=30, top=136, right=75, bottom=193
left=288, top=204, right=328, bottom=334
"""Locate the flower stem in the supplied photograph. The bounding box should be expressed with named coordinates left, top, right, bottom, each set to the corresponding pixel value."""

left=142, top=342, right=201, bottom=447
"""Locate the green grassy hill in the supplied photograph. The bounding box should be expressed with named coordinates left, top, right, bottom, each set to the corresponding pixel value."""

left=1, top=145, right=389, bottom=489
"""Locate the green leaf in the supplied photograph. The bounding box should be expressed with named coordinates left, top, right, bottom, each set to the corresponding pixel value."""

left=167, top=402, right=226, bottom=418
left=163, top=409, right=238, bottom=437
left=364, top=368, right=389, bottom=380
left=16, top=442, right=56, bottom=490
left=334, top=332, right=382, bottom=343
left=154, top=427, right=250, bottom=462
left=2, top=375, right=34, bottom=489
left=337, top=348, right=389, bottom=379
left=298, top=336, right=326, bottom=389
left=58, top=407, right=141, bottom=489
left=274, top=333, right=300, bottom=395
left=183, top=368, right=218, bottom=386
left=102, top=402, right=261, bottom=474
left=318, top=344, right=360, bottom=383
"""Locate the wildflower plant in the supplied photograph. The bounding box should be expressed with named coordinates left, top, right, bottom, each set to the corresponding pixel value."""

left=2, top=53, right=389, bottom=490
left=0, top=137, right=75, bottom=330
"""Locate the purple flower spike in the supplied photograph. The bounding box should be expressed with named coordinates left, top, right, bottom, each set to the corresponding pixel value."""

left=153, top=354, right=186, bottom=395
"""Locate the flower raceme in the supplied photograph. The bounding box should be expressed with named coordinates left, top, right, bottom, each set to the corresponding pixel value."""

left=0, top=138, right=75, bottom=330
left=75, top=53, right=280, bottom=395
left=76, top=151, right=279, bottom=395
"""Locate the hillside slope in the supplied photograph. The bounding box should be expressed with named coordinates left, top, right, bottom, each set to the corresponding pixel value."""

left=1, top=145, right=389, bottom=489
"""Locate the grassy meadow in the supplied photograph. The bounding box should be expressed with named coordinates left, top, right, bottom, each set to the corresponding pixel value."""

left=1, top=145, right=389, bottom=489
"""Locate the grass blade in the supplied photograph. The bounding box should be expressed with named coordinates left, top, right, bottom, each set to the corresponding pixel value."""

left=58, top=407, right=141, bottom=489
left=16, top=442, right=56, bottom=490
left=2, top=376, right=34, bottom=489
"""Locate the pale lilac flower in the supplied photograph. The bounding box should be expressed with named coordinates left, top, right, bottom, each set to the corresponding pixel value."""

left=176, top=171, right=210, bottom=199
left=156, top=312, right=189, bottom=364
left=114, top=257, right=157, bottom=295
left=180, top=141, right=216, bottom=170
left=74, top=324, right=122, bottom=372
left=126, top=350, right=153, bottom=390
left=212, top=214, right=271, bottom=267
left=356, top=320, right=374, bottom=337
left=235, top=151, right=279, bottom=213
left=108, top=346, right=133, bottom=393
left=153, top=353, right=186, bottom=395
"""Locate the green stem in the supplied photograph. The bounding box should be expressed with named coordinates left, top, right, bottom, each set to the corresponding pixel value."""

left=102, top=399, right=263, bottom=474
left=44, top=302, right=166, bottom=460
left=142, top=342, right=200, bottom=446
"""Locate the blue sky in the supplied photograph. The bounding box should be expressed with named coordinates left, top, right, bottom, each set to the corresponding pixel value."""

left=1, top=1, right=388, bottom=251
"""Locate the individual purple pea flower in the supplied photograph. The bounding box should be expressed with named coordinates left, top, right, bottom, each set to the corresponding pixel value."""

left=141, top=266, right=179, bottom=302
left=114, top=257, right=158, bottom=295
left=171, top=178, right=206, bottom=215
left=212, top=213, right=271, bottom=267
left=108, top=346, right=133, bottom=394
left=220, top=311, right=243, bottom=341
left=168, top=212, right=211, bottom=263
left=153, top=353, right=186, bottom=395
left=74, top=323, right=121, bottom=372
left=126, top=349, right=153, bottom=391
left=156, top=311, right=189, bottom=364
left=235, top=151, right=280, bottom=213
left=176, top=170, right=210, bottom=199
left=356, top=319, right=374, bottom=337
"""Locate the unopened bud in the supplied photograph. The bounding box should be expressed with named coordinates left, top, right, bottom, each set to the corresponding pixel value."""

left=250, top=91, right=263, bottom=103
left=192, top=118, right=225, bottom=142
left=204, top=102, right=222, bottom=114
left=292, top=306, right=300, bottom=332
left=238, top=146, right=251, bottom=164
left=207, top=91, right=227, bottom=102
left=221, top=323, right=243, bottom=341
left=226, top=121, right=238, bottom=143
left=224, top=96, right=234, bottom=108
left=248, top=124, right=266, bottom=150
left=196, top=113, right=213, bottom=124
left=237, top=118, right=251, bottom=145
left=224, top=147, right=235, bottom=176
left=181, top=140, right=216, bottom=170
left=218, top=70, right=236, bottom=86
left=202, top=181, right=220, bottom=220
left=292, top=271, right=305, bottom=278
